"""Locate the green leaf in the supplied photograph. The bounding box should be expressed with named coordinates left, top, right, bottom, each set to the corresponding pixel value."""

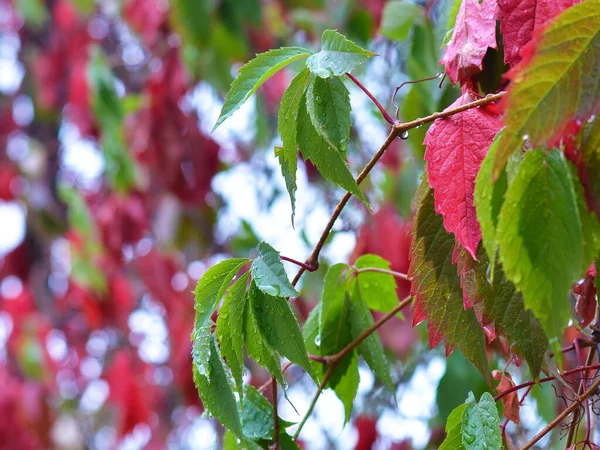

left=251, top=242, right=299, bottom=297
left=474, top=133, right=507, bottom=278
left=333, top=350, right=360, bottom=424
left=461, top=392, right=501, bottom=450
left=240, top=385, right=275, bottom=440
left=497, top=149, right=586, bottom=361
left=442, top=0, right=463, bottom=46
left=380, top=2, right=423, bottom=41
left=216, top=272, right=250, bottom=392
left=297, top=97, right=370, bottom=207
left=581, top=116, right=600, bottom=220
left=439, top=402, right=469, bottom=450
left=307, top=29, right=376, bottom=78
left=193, top=258, right=249, bottom=377
left=457, top=247, right=548, bottom=378
left=244, top=297, right=284, bottom=385
left=223, top=430, right=240, bottom=450
left=571, top=164, right=600, bottom=269
left=277, top=68, right=312, bottom=222
left=249, top=282, right=315, bottom=381
left=16, top=0, right=48, bottom=28
left=213, top=47, right=312, bottom=131
left=349, top=284, right=394, bottom=391
left=354, top=254, right=400, bottom=313
left=305, top=76, right=352, bottom=154
left=410, top=176, right=490, bottom=383
left=193, top=335, right=242, bottom=438
left=87, top=47, right=137, bottom=192
left=492, top=1, right=600, bottom=178
left=319, top=264, right=352, bottom=354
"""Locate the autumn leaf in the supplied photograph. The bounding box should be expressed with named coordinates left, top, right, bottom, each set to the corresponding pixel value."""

left=439, top=0, right=497, bottom=84
left=409, top=176, right=490, bottom=383
left=493, top=370, right=520, bottom=424
left=497, top=0, right=581, bottom=66
left=424, top=91, right=503, bottom=259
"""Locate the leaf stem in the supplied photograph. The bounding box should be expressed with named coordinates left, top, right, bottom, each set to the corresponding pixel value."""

left=271, top=377, right=280, bottom=448
left=353, top=266, right=410, bottom=280
left=521, top=375, right=600, bottom=450
left=280, top=255, right=318, bottom=272
left=346, top=73, right=395, bottom=124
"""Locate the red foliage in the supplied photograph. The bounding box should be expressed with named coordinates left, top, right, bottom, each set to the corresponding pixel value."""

left=497, top=0, right=581, bottom=67
left=354, top=415, right=379, bottom=450
left=573, top=264, right=597, bottom=328
left=123, top=0, right=168, bottom=48
left=439, top=0, right=497, bottom=84
left=424, top=91, right=503, bottom=259
left=493, top=370, right=520, bottom=423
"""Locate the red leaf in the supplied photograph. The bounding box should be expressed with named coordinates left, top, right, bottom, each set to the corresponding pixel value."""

left=493, top=370, right=520, bottom=423
left=354, top=416, right=378, bottom=450
left=424, top=91, right=503, bottom=259
left=497, top=0, right=581, bottom=67
left=573, top=264, right=597, bottom=328
left=440, top=0, right=497, bottom=84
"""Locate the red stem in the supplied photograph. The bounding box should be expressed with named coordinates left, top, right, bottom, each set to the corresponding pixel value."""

left=494, top=363, right=600, bottom=402
left=280, top=255, right=318, bottom=272
left=346, top=72, right=395, bottom=124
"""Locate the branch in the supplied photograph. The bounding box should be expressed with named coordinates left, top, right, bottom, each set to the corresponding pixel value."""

left=291, top=90, right=506, bottom=287
left=353, top=266, right=410, bottom=280
left=292, top=296, right=412, bottom=440
left=521, top=376, right=600, bottom=450
left=565, top=345, right=597, bottom=448
left=280, top=255, right=318, bottom=272
left=346, top=73, right=395, bottom=124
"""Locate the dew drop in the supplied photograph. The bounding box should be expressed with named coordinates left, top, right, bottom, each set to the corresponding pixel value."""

left=522, top=134, right=529, bottom=141
left=314, top=335, right=321, bottom=347
left=588, top=114, right=596, bottom=124
left=463, top=431, right=476, bottom=444
left=400, top=130, right=409, bottom=140
left=485, top=264, right=493, bottom=284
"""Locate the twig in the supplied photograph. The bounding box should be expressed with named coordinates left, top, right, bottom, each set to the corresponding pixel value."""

left=566, top=345, right=597, bottom=447
left=259, top=361, right=293, bottom=393
left=271, top=377, right=280, bottom=449
left=346, top=72, right=395, bottom=124
left=521, top=376, right=600, bottom=450
left=353, top=266, right=410, bottom=280
left=391, top=73, right=442, bottom=119
left=494, top=364, right=600, bottom=402
left=280, top=255, right=318, bottom=272
left=292, top=296, right=412, bottom=440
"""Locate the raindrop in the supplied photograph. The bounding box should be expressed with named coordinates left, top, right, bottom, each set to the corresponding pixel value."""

left=485, top=264, right=493, bottom=284
left=522, top=134, right=529, bottom=141
left=314, top=335, right=321, bottom=347
left=400, top=130, right=409, bottom=140
left=463, top=431, right=476, bottom=444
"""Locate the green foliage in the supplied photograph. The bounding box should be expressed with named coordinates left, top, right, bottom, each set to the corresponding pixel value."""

left=251, top=242, right=299, bottom=297
left=249, top=282, right=315, bottom=380
left=193, top=335, right=243, bottom=439
left=277, top=68, right=311, bottom=220
left=305, top=76, right=352, bottom=154
left=353, top=254, right=400, bottom=313
left=297, top=95, right=369, bottom=206
left=306, top=29, right=376, bottom=78
left=380, top=2, right=423, bottom=41
left=492, top=0, right=600, bottom=178
left=439, top=393, right=501, bottom=450
left=496, top=149, right=599, bottom=361
left=213, top=47, right=312, bottom=131
left=216, top=272, right=251, bottom=391
left=461, top=392, right=502, bottom=449
left=87, top=47, right=137, bottom=192
left=193, top=258, right=249, bottom=377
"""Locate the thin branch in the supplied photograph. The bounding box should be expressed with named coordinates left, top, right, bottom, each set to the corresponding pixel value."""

left=353, top=266, right=410, bottom=280
left=346, top=72, right=395, bottom=124
left=292, top=296, right=412, bottom=440
left=566, top=345, right=597, bottom=448
left=280, top=255, right=318, bottom=272
left=494, top=363, right=600, bottom=402
left=521, top=376, right=600, bottom=450
left=271, top=377, right=280, bottom=449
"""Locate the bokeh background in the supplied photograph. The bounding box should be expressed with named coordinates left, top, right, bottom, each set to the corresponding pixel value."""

left=0, top=0, right=561, bottom=449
